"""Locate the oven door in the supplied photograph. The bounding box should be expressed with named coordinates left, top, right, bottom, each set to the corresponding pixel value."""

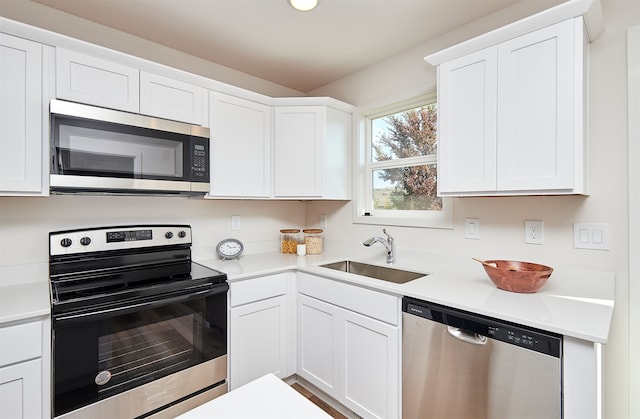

left=52, top=283, right=228, bottom=418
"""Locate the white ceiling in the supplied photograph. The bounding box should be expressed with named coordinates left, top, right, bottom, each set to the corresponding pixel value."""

left=32, top=0, right=567, bottom=93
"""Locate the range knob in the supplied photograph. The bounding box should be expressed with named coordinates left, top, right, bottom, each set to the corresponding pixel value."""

left=165, top=231, right=174, bottom=239
left=178, top=230, right=187, bottom=238
left=80, top=237, right=92, bottom=246
left=60, top=238, right=72, bottom=248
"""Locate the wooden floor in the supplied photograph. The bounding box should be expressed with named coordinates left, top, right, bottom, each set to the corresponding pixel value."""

left=291, top=383, right=348, bottom=419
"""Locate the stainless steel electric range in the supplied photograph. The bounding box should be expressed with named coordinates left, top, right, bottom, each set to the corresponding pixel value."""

left=49, top=225, right=228, bottom=418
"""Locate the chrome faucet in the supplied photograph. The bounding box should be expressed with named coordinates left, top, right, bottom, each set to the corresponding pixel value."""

left=363, top=228, right=395, bottom=264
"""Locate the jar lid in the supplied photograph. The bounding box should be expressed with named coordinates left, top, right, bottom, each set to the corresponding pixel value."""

left=280, top=229, right=301, bottom=233
left=303, top=229, right=323, bottom=234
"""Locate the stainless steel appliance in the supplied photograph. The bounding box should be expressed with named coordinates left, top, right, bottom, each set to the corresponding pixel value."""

left=402, top=297, right=562, bottom=419
left=49, top=225, right=228, bottom=418
left=49, top=100, right=210, bottom=195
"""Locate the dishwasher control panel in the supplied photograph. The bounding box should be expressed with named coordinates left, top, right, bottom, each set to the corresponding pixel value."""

left=403, top=297, right=562, bottom=357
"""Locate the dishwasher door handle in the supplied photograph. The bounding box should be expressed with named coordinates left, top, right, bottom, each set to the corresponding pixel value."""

left=446, top=325, right=488, bottom=345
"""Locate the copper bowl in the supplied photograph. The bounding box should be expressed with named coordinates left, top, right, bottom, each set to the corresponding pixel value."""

left=477, top=259, right=553, bottom=293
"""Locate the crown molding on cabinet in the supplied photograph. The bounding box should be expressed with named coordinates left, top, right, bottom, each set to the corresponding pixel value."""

left=424, top=0, right=603, bottom=66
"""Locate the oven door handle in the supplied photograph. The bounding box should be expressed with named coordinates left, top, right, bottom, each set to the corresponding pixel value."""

left=53, top=285, right=225, bottom=326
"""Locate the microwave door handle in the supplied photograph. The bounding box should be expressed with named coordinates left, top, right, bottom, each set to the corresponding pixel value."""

left=53, top=286, right=223, bottom=326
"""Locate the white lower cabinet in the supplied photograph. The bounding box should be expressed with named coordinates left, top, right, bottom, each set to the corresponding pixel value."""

left=228, top=273, right=294, bottom=390
left=0, top=358, right=42, bottom=418
left=297, top=273, right=400, bottom=419
left=0, top=318, right=50, bottom=419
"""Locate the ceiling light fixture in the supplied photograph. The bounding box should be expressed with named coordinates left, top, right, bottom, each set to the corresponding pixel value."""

left=289, top=0, right=318, bottom=12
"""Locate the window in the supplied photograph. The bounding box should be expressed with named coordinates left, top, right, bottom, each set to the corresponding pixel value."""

left=354, top=94, right=452, bottom=229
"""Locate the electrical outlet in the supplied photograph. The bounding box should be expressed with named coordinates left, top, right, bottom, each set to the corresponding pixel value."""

left=320, top=214, right=327, bottom=229
left=524, top=220, right=544, bottom=244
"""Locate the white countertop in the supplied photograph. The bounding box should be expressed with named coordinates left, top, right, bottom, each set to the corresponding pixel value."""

left=0, top=263, right=50, bottom=324
left=0, top=248, right=615, bottom=344
left=177, top=373, right=331, bottom=419
left=198, top=248, right=615, bottom=344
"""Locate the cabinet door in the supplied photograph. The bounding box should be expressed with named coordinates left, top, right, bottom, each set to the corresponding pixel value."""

left=0, top=359, right=42, bottom=419
left=229, top=295, right=288, bottom=389
left=297, top=294, right=340, bottom=398
left=342, top=310, right=399, bottom=419
left=438, top=46, right=498, bottom=194
left=140, top=71, right=203, bottom=124
left=209, top=93, right=272, bottom=197
left=274, top=106, right=324, bottom=197
left=56, top=48, right=139, bottom=112
left=0, top=34, right=43, bottom=194
left=496, top=19, right=576, bottom=191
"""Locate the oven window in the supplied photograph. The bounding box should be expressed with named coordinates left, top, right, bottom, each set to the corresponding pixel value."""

left=98, top=313, right=196, bottom=394
left=53, top=291, right=226, bottom=417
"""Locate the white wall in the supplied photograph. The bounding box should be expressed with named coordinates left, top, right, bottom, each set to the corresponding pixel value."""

left=0, top=0, right=637, bottom=417
left=309, top=1, right=639, bottom=418
left=0, top=196, right=307, bottom=265
left=0, top=0, right=304, bottom=98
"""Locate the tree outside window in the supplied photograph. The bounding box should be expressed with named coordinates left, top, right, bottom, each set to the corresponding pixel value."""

left=370, top=103, right=441, bottom=212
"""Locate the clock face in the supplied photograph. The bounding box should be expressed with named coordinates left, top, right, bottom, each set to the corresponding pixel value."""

left=216, top=239, right=244, bottom=259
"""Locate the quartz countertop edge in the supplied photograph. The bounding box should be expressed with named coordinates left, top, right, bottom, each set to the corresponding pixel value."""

left=198, top=251, right=615, bottom=344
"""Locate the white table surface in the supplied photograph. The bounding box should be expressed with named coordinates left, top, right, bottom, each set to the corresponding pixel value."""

left=177, top=373, right=331, bottom=419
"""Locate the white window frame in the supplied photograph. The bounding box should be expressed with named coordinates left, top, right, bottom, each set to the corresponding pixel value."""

left=353, top=93, right=453, bottom=229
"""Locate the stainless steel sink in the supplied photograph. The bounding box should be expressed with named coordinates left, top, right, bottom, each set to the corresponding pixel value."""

left=319, top=260, right=427, bottom=284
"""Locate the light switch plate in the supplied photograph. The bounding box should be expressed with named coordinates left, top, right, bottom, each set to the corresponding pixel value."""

left=573, top=223, right=609, bottom=250
left=465, top=218, right=480, bottom=239
left=231, top=215, right=241, bottom=231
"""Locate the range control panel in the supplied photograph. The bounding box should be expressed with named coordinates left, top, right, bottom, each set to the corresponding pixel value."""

left=50, top=225, right=191, bottom=256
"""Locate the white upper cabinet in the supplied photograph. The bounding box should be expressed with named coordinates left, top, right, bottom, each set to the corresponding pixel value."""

left=273, top=102, right=352, bottom=199
left=56, top=49, right=205, bottom=124
left=0, top=34, right=48, bottom=195
left=438, top=47, right=498, bottom=193
left=140, top=71, right=203, bottom=125
left=496, top=19, right=579, bottom=192
left=209, top=92, right=272, bottom=198
left=433, top=17, right=588, bottom=196
left=56, top=48, right=140, bottom=113
left=274, top=106, right=324, bottom=197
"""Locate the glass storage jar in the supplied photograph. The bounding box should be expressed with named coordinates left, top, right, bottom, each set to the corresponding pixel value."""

left=280, top=229, right=301, bottom=254
left=303, top=229, right=324, bottom=254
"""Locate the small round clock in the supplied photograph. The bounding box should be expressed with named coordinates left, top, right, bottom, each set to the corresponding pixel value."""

left=216, top=238, right=244, bottom=260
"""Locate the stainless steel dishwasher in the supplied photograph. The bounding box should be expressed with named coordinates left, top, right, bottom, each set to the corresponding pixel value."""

left=402, top=297, right=562, bottom=419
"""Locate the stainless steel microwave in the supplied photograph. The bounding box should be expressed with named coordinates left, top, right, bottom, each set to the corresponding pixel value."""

left=49, top=100, right=210, bottom=195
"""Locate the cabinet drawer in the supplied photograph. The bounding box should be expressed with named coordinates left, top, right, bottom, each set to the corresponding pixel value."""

left=230, top=273, right=288, bottom=307
left=0, top=321, right=42, bottom=367
left=298, top=272, right=399, bottom=325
